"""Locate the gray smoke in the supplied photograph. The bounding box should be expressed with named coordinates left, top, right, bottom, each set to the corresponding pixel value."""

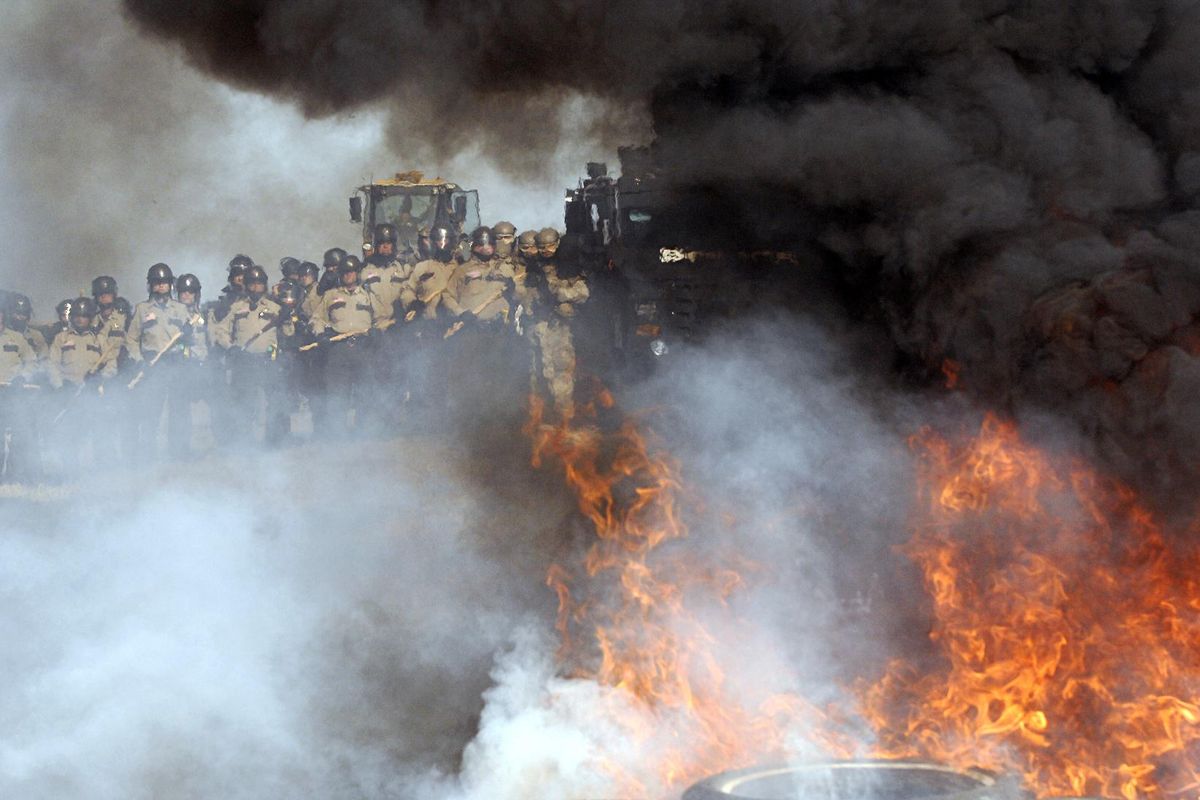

left=0, top=316, right=921, bottom=799
left=119, top=0, right=1200, bottom=506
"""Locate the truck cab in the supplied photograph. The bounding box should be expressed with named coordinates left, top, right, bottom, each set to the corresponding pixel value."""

left=350, top=171, right=480, bottom=258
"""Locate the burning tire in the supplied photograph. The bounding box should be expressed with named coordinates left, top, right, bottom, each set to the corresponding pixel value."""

left=681, top=760, right=1020, bottom=800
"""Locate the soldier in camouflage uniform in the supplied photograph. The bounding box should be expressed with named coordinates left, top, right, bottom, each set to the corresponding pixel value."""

left=526, top=228, right=589, bottom=422
left=128, top=263, right=199, bottom=459
left=213, top=265, right=291, bottom=445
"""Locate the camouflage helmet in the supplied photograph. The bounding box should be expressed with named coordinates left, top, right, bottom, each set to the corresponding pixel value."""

left=91, top=275, right=118, bottom=298
left=323, top=247, right=347, bottom=268
left=373, top=222, right=398, bottom=245
left=492, top=221, right=516, bottom=237
left=518, top=230, right=538, bottom=247
left=535, top=228, right=561, bottom=247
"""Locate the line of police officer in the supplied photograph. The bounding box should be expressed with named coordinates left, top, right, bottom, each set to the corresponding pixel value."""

left=0, top=221, right=587, bottom=480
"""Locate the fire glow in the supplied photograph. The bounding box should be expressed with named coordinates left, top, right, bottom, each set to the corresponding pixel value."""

left=860, top=413, right=1200, bottom=800
left=526, top=396, right=1200, bottom=799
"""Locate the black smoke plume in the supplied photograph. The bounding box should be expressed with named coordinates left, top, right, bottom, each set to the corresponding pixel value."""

left=122, top=0, right=1200, bottom=509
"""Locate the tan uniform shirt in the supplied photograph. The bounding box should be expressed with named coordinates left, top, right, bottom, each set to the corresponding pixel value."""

left=92, top=308, right=129, bottom=361
left=127, top=297, right=194, bottom=362
left=16, top=326, right=47, bottom=359
left=361, top=259, right=414, bottom=322
left=444, top=257, right=512, bottom=322
left=47, top=328, right=115, bottom=388
left=406, top=259, right=457, bottom=320
left=312, top=284, right=389, bottom=335
left=0, top=329, right=35, bottom=385
left=214, top=296, right=289, bottom=355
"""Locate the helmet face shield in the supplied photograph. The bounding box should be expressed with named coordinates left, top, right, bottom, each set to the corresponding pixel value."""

left=430, top=227, right=454, bottom=260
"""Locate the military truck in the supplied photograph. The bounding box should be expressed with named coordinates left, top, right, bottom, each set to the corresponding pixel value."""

left=563, top=149, right=820, bottom=382
left=349, top=171, right=480, bottom=258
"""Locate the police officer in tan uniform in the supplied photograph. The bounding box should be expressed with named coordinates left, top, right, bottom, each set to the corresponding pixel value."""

left=0, top=307, right=36, bottom=480
left=128, top=263, right=198, bottom=459
left=525, top=227, right=589, bottom=422
left=213, top=265, right=291, bottom=445
left=312, top=254, right=389, bottom=433
left=443, top=226, right=525, bottom=420
left=47, top=298, right=115, bottom=389
left=0, top=309, right=35, bottom=386
left=45, top=298, right=116, bottom=469
left=91, top=276, right=128, bottom=342
left=444, top=227, right=513, bottom=324
left=7, top=294, right=47, bottom=364
left=361, top=223, right=413, bottom=323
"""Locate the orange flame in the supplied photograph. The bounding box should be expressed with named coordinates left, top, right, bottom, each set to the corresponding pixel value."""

left=525, top=395, right=846, bottom=794
left=858, top=413, right=1200, bottom=799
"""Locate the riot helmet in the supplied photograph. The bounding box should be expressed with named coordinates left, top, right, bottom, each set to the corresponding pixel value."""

left=56, top=298, right=74, bottom=323
left=275, top=280, right=303, bottom=311
left=279, top=257, right=301, bottom=278
left=298, top=261, right=319, bottom=285
left=470, top=226, right=495, bottom=260
left=338, top=254, right=363, bottom=286
left=92, top=276, right=118, bottom=307
left=430, top=226, right=455, bottom=261
left=175, top=273, right=201, bottom=305
left=69, top=297, right=96, bottom=331
left=244, top=265, right=269, bottom=298
left=417, top=226, right=432, bottom=260
left=147, top=263, right=174, bottom=296
left=323, top=247, right=347, bottom=269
